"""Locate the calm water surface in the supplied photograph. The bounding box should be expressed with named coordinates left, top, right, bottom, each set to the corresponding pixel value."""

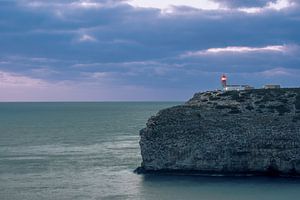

left=0, top=102, right=299, bottom=200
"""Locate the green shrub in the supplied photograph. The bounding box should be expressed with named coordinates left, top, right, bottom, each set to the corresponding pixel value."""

left=267, top=105, right=290, bottom=115
left=215, top=105, right=234, bottom=109
left=279, top=98, right=288, bottom=104
left=236, top=98, right=246, bottom=102
left=219, top=92, right=232, bottom=96
left=260, top=95, right=274, bottom=103
left=228, top=107, right=241, bottom=114
left=259, top=104, right=266, bottom=108
left=295, top=95, right=300, bottom=110
left=252, top=89, right=266, bottom=95
left=230, top=92, right=241, bottom=101
left=293, top=115, right=300, bottom=122
left=269, top=109, right=275, bottom=113
left=209, top=96, right=221, bottom=101
left=254, top=100, right=262, bottom=104
left=245, top=105, right=254, bottom=110
left=276, top=105, right=290, bottom=115
left=256, top=109, right=263, bottom=113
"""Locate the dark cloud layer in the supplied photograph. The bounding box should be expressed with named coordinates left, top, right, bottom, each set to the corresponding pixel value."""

left=212, top=0, right=276, bottom=8
left=0, top=0, right=299, bottom=100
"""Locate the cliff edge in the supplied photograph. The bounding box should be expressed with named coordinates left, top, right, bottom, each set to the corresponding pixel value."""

left=136, top=88, right=300, bottom=176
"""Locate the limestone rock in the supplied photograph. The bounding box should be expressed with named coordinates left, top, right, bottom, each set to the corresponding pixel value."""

left=137, top=88, right=300, bottom=176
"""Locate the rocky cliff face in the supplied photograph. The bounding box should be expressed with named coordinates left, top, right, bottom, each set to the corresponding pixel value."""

left=137, top=88, right=300, bottom=176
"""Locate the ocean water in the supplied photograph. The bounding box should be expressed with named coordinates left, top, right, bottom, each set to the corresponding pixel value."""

left=0, top=102, right=299, bottom=200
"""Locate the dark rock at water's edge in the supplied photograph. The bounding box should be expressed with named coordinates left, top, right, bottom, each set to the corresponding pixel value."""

left=137, top=88, right=300, bottom=177
left=134, top=166, right=300, bottom=178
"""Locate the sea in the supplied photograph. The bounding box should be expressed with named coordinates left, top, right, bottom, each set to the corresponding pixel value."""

left=0, top=102, right=300, bottom=200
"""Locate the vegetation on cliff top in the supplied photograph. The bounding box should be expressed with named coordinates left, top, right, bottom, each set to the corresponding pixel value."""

left=186, top=88, right=300, bottom=116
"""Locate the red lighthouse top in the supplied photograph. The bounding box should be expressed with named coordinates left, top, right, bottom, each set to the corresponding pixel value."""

left=221, top=74, right=227, bottom=88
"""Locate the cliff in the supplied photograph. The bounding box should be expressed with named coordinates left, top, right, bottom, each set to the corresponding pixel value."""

left=136, top=88, right=300, bottom=176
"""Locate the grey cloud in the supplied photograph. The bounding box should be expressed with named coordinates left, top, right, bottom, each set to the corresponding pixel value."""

left=211, top=0, right=277, bottom=8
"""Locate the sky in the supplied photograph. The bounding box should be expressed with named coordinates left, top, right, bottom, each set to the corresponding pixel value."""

left=0, top=0, right=300, bottom=101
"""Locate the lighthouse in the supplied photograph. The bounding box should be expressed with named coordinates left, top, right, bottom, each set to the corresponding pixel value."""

left=221, top=74, right=254, bottom=91
left=221, top=74, right=227, bottom=89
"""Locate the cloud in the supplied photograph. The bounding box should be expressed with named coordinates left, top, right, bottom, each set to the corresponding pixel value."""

left=182, top=45, right=290, bottom=57
left=238, top=0, right=296, bottom=13
left=0, top=0, right=299, bottom=100
left=127, top=0, right=219, bottom=10
left=210, top=0, right=296, bottom=14
left=259, top=67, right=300, bottom=77
left=0, top=70, right=193, bottom=101
left=78, top=34, right=98, bottom=42
left=70, top=1, right=103, bottom=9
left=0, top=70, right=46, bottom=87
left=211, top=0, right=276, bottom=8
left=22, top=0, right=105, bottom=10
left=89, top=72, right=111, bottom=79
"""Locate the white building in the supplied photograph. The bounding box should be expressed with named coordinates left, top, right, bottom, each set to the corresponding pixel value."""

left=264, top=85, right=281, bottom=89
left=224, top=85, right=254, bottom=91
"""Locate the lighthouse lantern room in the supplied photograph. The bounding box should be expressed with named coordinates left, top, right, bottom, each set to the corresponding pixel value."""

left=221, top=74, right=227, bottom=88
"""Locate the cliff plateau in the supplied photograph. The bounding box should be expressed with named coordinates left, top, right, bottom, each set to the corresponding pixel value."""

left=137, top=88, right=300, bottom=176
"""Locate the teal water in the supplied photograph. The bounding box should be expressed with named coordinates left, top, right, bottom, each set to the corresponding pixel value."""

left=0, top=102, right=299, bottom=200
